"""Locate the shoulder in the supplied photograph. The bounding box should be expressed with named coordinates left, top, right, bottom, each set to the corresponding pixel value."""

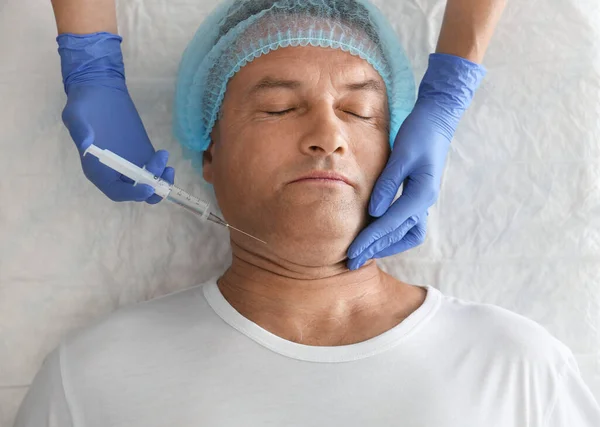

left=435, top=289, right=573, bottom=366
left=60, top=280, right=215, bottom=364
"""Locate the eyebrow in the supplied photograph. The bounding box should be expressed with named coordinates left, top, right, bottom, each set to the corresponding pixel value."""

left=247, top=77, right=386, bottom=97
left=247, top=78, right=301, bottom=96
left=344, top=79, right=386, bottom=95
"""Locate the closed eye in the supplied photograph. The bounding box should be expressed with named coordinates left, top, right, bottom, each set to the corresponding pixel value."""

left=265, top=109, right=295, bottom=115
left=264, top=109, right=371, bottom=119
left=346, top=111, right=372, bottom=120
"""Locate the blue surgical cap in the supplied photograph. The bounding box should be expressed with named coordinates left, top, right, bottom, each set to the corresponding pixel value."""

left=173, top=0, right=416, bottom=179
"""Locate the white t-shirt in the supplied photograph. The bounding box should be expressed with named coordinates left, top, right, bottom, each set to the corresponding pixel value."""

left=13, top=276, right=600, bottom=427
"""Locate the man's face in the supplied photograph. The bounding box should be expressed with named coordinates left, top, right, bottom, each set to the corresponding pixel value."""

left=203, top=46, right=390, bottom=266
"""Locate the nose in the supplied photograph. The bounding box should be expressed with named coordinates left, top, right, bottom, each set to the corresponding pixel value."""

left=299, top=103, right=349, bottom=157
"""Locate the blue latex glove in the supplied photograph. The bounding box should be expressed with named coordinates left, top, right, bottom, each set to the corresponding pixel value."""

left=347, top=53, right=487, bottom=270
left=58, top=32, right=174, bottom=203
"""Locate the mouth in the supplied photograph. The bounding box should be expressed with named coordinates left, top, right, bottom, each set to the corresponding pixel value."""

left=289, top=171, right=353, bottom=187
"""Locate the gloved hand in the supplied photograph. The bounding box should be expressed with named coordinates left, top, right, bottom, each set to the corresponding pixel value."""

left=58, top=32, right=174, bottom=203
left=347, top=53, right=487, bottom=270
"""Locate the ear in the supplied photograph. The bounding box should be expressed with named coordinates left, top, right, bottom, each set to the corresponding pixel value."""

left=204, top=120, right=222, bottom=183
left=202, top=139, right=216, bottom=183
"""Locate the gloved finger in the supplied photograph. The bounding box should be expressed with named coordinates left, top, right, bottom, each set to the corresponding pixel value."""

left=372, top=215, right=428, bottom=259
left=162, top=166, right=175, bottom=185
left=146, top=166, right=175, bottom=205
left=138, top=150, right=169, bottom=204
left=346, top=213, right=423, bottom=271
left=348, top=178, right=429, bottom=258
left=143, top=150, right=170, bottom=177
left=103, top=181, right=155, bottom=202
left=348, top=176, right=431, bottom=259
left=117, top=150, right=170, bottom=186
left=368, top=137, right=413, bottom=218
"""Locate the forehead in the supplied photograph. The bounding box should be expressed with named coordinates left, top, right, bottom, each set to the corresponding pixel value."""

left=227, top=46, right=385, bottom=98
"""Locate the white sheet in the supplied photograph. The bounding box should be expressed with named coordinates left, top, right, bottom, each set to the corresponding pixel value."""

left=1, top=0, right=599, bottom=425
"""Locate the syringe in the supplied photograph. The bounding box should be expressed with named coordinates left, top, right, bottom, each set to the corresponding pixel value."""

left=83, top=144, right=266, bottom=244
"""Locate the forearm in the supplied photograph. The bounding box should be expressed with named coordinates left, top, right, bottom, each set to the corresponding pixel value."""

left=436, top=0, right=507, bottom=63
left=50, top=0, right=118, bottom=35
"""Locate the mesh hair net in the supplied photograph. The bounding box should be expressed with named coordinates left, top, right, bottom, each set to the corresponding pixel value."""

left=173, top=0, right=416, bottom=179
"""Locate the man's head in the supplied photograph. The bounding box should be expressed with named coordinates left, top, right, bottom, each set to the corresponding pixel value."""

left=203, top=46, right=390, bottom=266
left=173, top=0, right=415, bottom=266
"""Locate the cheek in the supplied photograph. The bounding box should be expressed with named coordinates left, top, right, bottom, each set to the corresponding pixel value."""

left=355, top=139, right=390, bottom=189
left=217, top=118, right=294, bottom=176
left=211, top=134, right=284, bottom=199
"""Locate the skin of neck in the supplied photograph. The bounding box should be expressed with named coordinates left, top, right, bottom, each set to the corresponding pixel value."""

left=217, top=240, right=410, bottom=345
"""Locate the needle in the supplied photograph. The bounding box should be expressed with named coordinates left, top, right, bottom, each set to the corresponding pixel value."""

left=226, top=224, right=268, bottom=244
left=206, top=212, right=266, bottom=244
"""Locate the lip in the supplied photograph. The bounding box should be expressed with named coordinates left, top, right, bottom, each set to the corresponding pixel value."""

left=289, top=171, right=353, bottom=186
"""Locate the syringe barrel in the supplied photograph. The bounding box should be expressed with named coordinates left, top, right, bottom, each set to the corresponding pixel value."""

left=85, top=145, right=171, bottom=198
left=165, top=186, right=211, bottom=220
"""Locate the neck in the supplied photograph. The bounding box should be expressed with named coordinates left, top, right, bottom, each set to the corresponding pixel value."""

left=217, top=241, right=417, bottom=345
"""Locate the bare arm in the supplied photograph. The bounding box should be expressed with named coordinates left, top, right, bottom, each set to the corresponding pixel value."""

left=436, top=0, right=507, bottom=63
left=50, top=0, right=118, bottom=34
